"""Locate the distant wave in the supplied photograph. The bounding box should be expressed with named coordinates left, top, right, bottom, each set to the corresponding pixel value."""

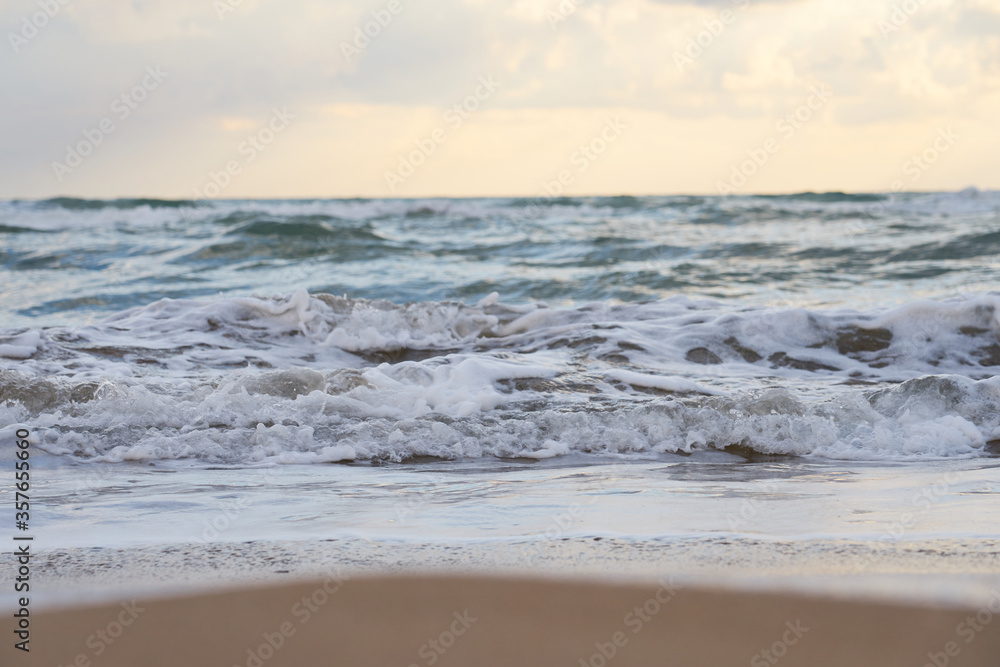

left=36, top=197, right=201, bottom=210
left=2, top=188, right=995, bottom=228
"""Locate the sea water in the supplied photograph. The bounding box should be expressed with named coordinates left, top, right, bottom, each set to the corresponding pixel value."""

left=1, top=192, right=999, bottom=601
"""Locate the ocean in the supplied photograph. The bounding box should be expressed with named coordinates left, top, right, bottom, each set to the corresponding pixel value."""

left=2, top=191, right=999, bottom=603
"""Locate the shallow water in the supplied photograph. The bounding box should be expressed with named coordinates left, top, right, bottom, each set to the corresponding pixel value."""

left=21, top=455, right=1000, bottom=547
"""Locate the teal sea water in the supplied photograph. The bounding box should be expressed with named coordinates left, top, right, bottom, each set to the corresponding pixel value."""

left=2, top=190, right=999, bottom=326
left=1, top=191, right=998, bottom=573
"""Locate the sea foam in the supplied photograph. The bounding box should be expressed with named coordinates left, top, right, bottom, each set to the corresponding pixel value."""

left=2, top=290, right=998, bottom=464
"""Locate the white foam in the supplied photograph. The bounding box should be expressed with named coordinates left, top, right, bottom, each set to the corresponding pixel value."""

left=3, top=291, right=1000, bottom=464
left=0, top=330, right=41, bottom=359
left=606, top=369, right=727, bottom=396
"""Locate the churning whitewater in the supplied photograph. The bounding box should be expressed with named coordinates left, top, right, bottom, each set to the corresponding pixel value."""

left=1, top=192, right=999, bottom=463
left=2, top=289, right=999, bottom=463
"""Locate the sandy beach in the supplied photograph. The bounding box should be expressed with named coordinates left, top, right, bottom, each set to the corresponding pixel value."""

left=6, top=572, right=1000, bottom=667
left=4, top=534, right=1000, bottom=666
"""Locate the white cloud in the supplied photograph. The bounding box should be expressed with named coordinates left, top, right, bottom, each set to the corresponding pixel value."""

left=1, top=0, right=997, bottom=197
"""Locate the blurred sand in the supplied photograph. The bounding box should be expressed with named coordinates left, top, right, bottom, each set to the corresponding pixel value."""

left=6, top=574, right=1000, bottom=667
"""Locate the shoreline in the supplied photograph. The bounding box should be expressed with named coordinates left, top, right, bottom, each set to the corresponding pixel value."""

left=6, top=535, right=1000, bottom=610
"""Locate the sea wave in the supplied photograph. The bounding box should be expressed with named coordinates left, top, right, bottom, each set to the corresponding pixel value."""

left=2, top=291, right=998, bottom=463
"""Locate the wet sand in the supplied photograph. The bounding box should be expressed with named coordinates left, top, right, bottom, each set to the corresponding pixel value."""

left=7, top=573, right=1000, bottom=667
left=4, top=536, right=1000, bottom=666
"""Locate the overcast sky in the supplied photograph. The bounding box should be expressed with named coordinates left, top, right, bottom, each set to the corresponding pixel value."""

left=1, top=0, right=997, bottom=198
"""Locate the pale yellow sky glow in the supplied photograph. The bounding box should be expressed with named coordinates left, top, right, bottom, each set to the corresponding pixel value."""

left=2, top=0, right=998, bottom=198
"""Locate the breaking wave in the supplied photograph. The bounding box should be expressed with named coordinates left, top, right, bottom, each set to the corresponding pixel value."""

left=3, top=290, right=999, bottom=463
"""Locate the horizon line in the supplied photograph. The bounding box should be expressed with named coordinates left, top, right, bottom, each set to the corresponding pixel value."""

left=2, top=186, right=990, bottom=203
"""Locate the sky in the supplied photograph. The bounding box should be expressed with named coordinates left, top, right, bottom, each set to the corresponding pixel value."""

left=1, top=0, right=998, bottom=199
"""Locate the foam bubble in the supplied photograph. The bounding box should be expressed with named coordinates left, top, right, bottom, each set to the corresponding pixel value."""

left=2, top=291, right=999, bottom=464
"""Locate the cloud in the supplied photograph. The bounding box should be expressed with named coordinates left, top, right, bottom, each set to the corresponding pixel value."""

left=1, top=0, right=997, bottom=197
